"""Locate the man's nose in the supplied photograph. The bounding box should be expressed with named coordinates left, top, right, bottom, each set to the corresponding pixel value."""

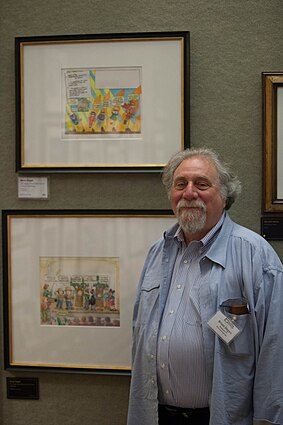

left=182, top=182, right=198, bottom=200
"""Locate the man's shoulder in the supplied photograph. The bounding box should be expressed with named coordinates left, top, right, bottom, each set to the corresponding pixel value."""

left=230, top=220, right=263, bottom=242
left=223, top=214, right=266, bottom=243
left=147, top=223, right=179, bottom=253
left=225, top=216, right=282, bottom=267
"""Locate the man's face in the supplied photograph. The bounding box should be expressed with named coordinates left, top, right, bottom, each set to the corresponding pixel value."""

left=170, top=156, right=226, bottom=242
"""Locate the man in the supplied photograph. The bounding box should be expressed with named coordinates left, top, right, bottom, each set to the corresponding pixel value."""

left=127, top=147, right=283, bottom=425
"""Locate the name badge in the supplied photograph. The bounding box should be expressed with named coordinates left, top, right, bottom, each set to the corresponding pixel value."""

left=207, top=310, right=240, bottom=344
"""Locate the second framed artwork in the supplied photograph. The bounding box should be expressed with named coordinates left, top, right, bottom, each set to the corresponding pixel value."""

left=2, top=209, right=176, bottom=373
left=15, top=31, right=190, bottom=172
left=262, top=72, right=283, bottom=212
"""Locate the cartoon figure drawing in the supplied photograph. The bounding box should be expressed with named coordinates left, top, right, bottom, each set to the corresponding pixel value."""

left=56, top=288, right=64, bottom=309
left=109, top=106, right=120, bottom=131
left=122, top=100, right=138, bottom=132
left=43, top=283, right=52, bottom=297
left=41, top=283, right=52, bottom=323
left=89, top=289, right=96, bottom=311
left=108, top=289, right=116, bottom=310
left=84, top=288, right=90, bottom=310
left=88, top=111, right=96, bottom=131
left=41, top=296, right=51, bottom=322
left=97, top=109, right=106, bottom=132
left=64, top=287, right=73, bottom=310
left=69, top=112, right=79, bottom=126
left=103, top=288, right=116, bottom=310
left=75, top=288, right=84, bottom=309
left=68, top=112, right=83, bottom=133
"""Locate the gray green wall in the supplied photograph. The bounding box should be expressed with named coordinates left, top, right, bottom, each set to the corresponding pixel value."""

left=0, top=1, right=282, bottom=424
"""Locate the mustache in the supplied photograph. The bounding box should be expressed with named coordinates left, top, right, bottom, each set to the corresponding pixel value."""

left=176, top=199, right=206, bottom=211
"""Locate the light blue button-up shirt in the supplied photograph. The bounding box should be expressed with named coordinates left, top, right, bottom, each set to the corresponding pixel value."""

left=157, top=214, right=225, bottom=408
left=127, top=213, right=283, bottom=425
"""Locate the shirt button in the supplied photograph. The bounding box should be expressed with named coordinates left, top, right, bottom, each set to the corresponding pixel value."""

left=177, top=284, right=182, bottom=289
left=165, top=390, right=169, bottom=395
left=162, top=335, right=167, bottom=341
left=151, top=379, right=155, bottom=384
left=184, top=259, right=188, bottom=264
left=161, top=363, right=166, bottom=369
left=169, top=309, right=174, bottom=314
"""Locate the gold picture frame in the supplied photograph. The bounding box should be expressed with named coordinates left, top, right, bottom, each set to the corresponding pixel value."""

left=263, top=72, right=283, bottom=212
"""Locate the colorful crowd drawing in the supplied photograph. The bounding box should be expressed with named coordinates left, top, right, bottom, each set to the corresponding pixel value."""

left=63, top=68, right=141, bottom=135
left=40, top=257, right=120, bottom=327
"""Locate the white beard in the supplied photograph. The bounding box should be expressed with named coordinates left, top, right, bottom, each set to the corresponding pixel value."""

left=176, top=199, right=207, bottom=234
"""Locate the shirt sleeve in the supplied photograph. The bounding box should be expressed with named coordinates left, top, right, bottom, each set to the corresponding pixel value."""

left=253, top=262, right=283, bottom=424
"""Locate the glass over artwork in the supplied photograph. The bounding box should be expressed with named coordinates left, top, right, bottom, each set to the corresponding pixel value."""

left=63, top=67, right=141, bottom=136
left=40, top=257, right=120, bottom=327
left=2, top=209, right=176, bottom=373
left=15, top=31, right=190, bottom=171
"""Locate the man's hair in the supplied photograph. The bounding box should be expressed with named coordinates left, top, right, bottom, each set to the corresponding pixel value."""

left=162, top=147, right=242, bottom=210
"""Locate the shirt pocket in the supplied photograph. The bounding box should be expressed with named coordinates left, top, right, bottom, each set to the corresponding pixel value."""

left=136, top=277, right=160, bottom=325
left=217, top=298, right=253, bottom=356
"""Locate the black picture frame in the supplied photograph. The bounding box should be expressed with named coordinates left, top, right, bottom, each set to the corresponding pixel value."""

left=15, top=32, right=190, bottom=173
left=2, top=209, right=175, bottom=374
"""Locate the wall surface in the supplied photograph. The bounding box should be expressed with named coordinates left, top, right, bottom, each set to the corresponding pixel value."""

left=0, top=1, right=283, bottom=424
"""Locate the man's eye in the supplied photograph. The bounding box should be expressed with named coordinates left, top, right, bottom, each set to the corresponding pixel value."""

left=195, top=181, right=210, bottom=190
left=175, top=181, right=186, bottom=190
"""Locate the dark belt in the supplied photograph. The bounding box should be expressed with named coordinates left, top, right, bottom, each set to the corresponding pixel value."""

left=158, top=404, right=210, bottom=420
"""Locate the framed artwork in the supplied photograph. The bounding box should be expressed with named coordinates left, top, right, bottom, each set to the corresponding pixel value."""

left=262, top=72, right=283, bottom=212
left=15, top=31, right=190, bottom=173
left=2, top=209, right=176, bottom=373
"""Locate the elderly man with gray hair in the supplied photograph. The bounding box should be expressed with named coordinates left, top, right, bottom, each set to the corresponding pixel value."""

left=127, top=147, right=283, bottom=425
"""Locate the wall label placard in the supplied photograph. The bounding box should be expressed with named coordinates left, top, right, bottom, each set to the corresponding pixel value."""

left=261, top=217, right=283, bottom=240
left=7, top=377, right=39, bottom=400
left=18, top=176, right=49, bottom=199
